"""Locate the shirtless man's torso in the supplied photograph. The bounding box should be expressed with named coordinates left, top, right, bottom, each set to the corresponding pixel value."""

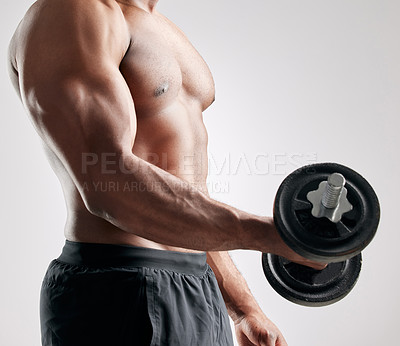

left=8, top=1, right=322, bottom=345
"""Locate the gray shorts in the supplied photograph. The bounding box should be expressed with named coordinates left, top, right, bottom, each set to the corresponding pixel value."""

left=40, top=240, right=234, bottom=346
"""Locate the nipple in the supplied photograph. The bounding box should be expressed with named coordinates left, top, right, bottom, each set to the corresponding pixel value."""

left=154, top=82, right=169, bottom=97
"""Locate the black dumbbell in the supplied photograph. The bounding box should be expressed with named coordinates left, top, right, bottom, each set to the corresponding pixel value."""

left=262, top=163, right=380, bottom=306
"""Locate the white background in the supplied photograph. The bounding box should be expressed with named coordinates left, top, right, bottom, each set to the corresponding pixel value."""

left=1, top=0, right=399, bottom=345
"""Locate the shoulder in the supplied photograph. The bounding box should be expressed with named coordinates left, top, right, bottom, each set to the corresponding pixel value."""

left=14, top=0, right=126, bottom=27
left=22, top=0, right=129, bottom=33
left=11, top=0, right=130, bottom=71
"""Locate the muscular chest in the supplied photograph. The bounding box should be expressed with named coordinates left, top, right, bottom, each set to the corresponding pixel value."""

left=119, top=9, right=215, bottom=115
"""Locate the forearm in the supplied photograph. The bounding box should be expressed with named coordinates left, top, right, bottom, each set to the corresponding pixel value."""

left=207, top=251, right=263, bottom=322
left=85, top=153, right=279, bottom=252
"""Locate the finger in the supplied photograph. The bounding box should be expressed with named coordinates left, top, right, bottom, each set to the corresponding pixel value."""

left=276, top=333, right=288, bottom=346
left=259, top=331, right=277, bottom=346
left=236, top=331, right=256, bottom=346
left=289, top=256, right=328, bottom=270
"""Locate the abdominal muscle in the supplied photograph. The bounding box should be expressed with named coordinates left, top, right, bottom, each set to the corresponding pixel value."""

left=55, top=100, right=209, bottom=254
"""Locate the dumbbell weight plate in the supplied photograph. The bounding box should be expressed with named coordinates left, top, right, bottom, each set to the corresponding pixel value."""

left=274, top=163, right=380, bottom=262
left=262, top=253, right=362, bottom=307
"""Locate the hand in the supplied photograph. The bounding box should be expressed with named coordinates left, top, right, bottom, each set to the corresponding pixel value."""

left=234, top=311, right=288, bottom=346
left=269, top=219, right=327, bottom=270
left=278, top=243, right=328, bottom=270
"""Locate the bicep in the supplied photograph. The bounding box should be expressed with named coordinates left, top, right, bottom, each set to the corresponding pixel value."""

left=16, top=0, right=135, bottom=196
left=29, top=71, right=137, bottom=185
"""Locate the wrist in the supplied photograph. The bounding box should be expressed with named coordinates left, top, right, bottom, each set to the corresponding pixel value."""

left=238, top=213, right=278, bottom=252
left=225, top=292, right=263, bottom=323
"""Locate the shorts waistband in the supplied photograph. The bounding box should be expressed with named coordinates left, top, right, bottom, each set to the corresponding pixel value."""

left=58, top=240, right=208, bottom=276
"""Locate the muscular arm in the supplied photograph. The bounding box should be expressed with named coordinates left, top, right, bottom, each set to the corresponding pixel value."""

left=208, top=252, right=289, bottom=345
left=12, top=0, right=324, bottom=266
left=13, top=0, right=278, bottom=253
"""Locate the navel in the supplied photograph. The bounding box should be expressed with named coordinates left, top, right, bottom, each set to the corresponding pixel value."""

left=154, top=82, right=169, bottom=97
